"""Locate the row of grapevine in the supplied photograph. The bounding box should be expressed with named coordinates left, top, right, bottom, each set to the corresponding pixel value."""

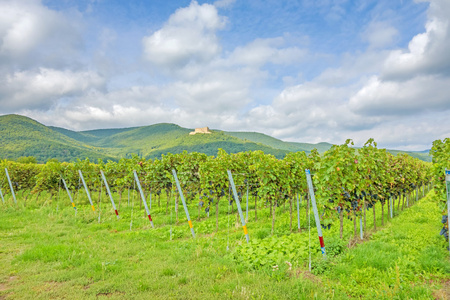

left=315, top=139, right=430, bottom=238
left=1, top=139, right=432, bottom=240
left=430, top=138, right=450, bottom=245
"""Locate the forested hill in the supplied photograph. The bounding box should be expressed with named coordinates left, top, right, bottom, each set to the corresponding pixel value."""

left=51, top=122, right=290, bottom=160
left=0, top=114, right=114, bottom=162
left=1, top=114, right=290, bottom=162
left=0, top=114, right=431, bottom=163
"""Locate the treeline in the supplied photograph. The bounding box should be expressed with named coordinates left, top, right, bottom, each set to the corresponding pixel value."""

left=0, top=142, right=114, bottom=163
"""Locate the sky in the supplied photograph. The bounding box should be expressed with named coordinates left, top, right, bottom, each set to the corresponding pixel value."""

left=0, top=0, right=449, bottom=151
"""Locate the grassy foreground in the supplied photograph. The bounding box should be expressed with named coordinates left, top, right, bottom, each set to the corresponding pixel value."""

left=0, top=191, right=449, bottom=299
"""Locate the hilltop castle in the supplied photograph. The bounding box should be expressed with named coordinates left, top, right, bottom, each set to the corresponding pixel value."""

left=189, top=127, right=212, bottom=135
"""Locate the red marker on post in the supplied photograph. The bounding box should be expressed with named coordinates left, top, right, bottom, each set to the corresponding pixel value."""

left=133, top=170, right=154, bottom=228
left=100, top=170, right=119, bottom=219
left=305, top=169, right=326, bottom=258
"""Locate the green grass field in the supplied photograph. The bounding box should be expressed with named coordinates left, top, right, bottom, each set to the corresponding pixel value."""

left=0, top=189, right=449, bottom=299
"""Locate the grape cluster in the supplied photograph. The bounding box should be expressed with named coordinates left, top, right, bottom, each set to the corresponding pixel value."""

left=321, top=224, right=332, bottom=230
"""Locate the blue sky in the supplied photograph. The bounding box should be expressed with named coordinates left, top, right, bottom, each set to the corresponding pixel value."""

left=1, top=0, right=449, bottom=150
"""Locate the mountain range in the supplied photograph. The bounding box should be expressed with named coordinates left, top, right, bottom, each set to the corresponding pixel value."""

left=0, top=114, right=431, bottom=163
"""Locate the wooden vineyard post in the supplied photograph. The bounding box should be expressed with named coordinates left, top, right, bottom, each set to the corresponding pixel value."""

left=5, top=168, right=17, bottom=205
left=100, top=170, right=119, bottom=219
left=445, top=169, right=450, bottom=254
left=133, top=170, right=154, bottom=228
left=61, top=176, right=77, bottom=211
left=78, top=170, right=95, bottom=211
left=305, top=169, right=326, bottom=258
left=227, top=170, right=249, bottom=243
left=172, top=169, right=195, bottom=238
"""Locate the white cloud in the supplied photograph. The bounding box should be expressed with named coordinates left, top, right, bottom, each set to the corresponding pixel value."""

left=2, top=0, right=448, bottom=152
left=229, top=37, right=306, bottom=67
left=1, top=0, right=309, bottom=135
left=235, top=0, right=449, bottom=150
left=347, top=0, right=450, bottom=123
left=0, top=68, right=105, bottom=111
left=349, top=75, right=450, bottom=116
left=0, top=0, right=83, bottom=69
left=382, top=0, right=450, bottom=79
left=362, top=21, right=399, bottom=49
left=242, top=81, right=382, bottom=144
left=142, top=1, right=226, bottom=70
left=170, top=75, right=251, bottom=113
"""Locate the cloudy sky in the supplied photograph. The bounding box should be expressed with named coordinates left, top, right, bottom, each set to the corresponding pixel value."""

left=1, top=0, right=449, bottom=150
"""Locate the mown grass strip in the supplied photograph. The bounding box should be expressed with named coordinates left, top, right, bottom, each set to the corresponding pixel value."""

left=317, top=191, right=450, bottom=299
left=0, top=190, right=448, bottom=299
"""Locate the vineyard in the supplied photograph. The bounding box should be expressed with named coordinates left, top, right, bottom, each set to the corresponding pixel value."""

left=1, top=138, right=449, bottom=299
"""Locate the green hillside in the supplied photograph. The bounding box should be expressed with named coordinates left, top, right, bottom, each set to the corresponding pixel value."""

left=387, top=149, right=432, bottom=162
left=227, top=131, right=430, bottom=161
left=77, top=124, right=288, bottom=159
left=0, top=114, right=431, bottom=162
left=48, top=126, right=98, bottom=144
left=0, top=115, right=115, bottom=163
left=50, top=122, right=290, bottom=159
left=224, top=131, right=333, bottom=153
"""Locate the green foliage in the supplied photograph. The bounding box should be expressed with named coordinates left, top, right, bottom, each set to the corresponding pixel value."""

left=325, top=236, right=347, bottom=256
left=322, top=194, right=449, bottom=298
left=314, top=139, right=361, bottom=222
left=1, top=114, right=432, bottom=165
left=16, top=156, right=37, bottom=164
left=33, top=160, right=62, bottom=194
left=0, top=114, right=115, bottom=163
left=0, top=159, right=41, bottom=192
left=231, top=234, right=309, bottom=269
left=225, top=131, right=333, bottom=154
left=0, top=136, right=433, bottom=240
left=0, top=166, right=447, bottom=299
left=430, top=138, right=450, bottom=205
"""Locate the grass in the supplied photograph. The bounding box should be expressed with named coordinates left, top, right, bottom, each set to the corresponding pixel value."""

left=319, top=191, right=450, bottom=298
left=0, top=188, right=449, bottom=299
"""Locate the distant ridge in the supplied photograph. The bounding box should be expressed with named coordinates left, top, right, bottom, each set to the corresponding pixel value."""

left=0, top=114, right=431, bottom=163
left=224, top=131, right=333, bottom=153
left=0, top=114, right=115, bottom=162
